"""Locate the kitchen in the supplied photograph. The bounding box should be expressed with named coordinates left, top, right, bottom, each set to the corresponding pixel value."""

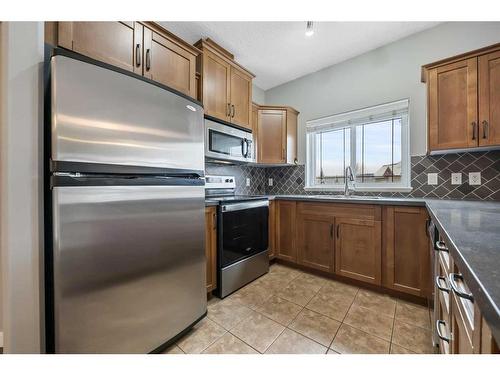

left=0, top=1, right=499, bottom=371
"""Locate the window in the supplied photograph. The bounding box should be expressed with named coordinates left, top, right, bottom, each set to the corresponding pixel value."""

left=306, top=99, right=411, bottom=191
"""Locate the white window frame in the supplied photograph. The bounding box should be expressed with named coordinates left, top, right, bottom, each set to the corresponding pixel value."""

left=305, top=99, right=412, bottom=192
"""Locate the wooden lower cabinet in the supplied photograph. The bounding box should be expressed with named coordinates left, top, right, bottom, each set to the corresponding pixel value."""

left=268, top=201, right=276, bottom=259
left=296, top=213, right=334, bottom=273
left=205, top=206, right=217, bottom=293
left=335, top=217, right=382, bottom=285
left=276, top=201, right=297, bottom=262
left=383, top=206, right=431, bottom=297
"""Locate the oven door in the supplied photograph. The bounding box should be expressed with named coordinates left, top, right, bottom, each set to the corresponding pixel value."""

left=205, top=118, right=254, bottom=163
left=219, top=200, right=269, bottom=268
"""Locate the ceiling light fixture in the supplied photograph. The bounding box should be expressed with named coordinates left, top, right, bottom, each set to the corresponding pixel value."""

left=305, top=21, right=314, bottom=37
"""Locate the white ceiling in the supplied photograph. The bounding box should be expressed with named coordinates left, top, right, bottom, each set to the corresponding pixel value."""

left=160, top=22, right=440, bottom=90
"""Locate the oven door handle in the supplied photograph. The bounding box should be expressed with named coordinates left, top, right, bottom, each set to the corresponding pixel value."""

left=222, top=200, right=269, bottom=212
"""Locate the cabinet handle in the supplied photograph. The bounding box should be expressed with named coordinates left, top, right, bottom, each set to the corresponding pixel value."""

left=282, top=148, right=286, bottom=161
left=436, top=320, right=450, bottom=343
left=135, top=44, right=141, bottom=67
left=449, top=273, right=474, bottom=302
left=471, top=121, right=477, bottom=140
left=330, top=223, right=333, bottom=238
left=336, top=224, right=340, bottom=238
left=435, top=276, right=450, bottom=293
left=294, top=158, right=298, bottom=165
left=213, top=212, right=216, bottom=231
left=425, top=218, right=431, bottom=237
left=482, top=120, right=489, bottom=139
left=435, top=240, right=449, bottom=253
left=146, top=49, right=151, bottom=71
left=231, top=104, right=235, bottom=118
left=227, top=103, right=231, bottom=117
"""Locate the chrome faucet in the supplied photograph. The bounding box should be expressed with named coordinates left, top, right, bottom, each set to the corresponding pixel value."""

left=344, top=166, right=355, bottom=196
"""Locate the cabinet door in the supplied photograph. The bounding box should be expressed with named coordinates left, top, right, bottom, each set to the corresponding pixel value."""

left=335, top=218, right=381, bottom=285
left=205, top=207, right=217, bottom=293
left=202, top=50, right=231, bottom=122
left=258, top=109, right=286, bottom=164
left=58, top=22, right=143, bottom=74
left=268, top=200, right=276, bottom=259
left=286, top=109, right=298, bottom=164
left=479, top=50, right=500, bottom=146
left=276, top=201, right=296, bottom=262
left=297, top=213, right=334, bottom=273
left=143, top=27, right=197, bottom=98
left=383, top=206, right=431, bottom=297
left=451, top=294, right=474, bottom=354
left=230, top=67, right=252, bottom=130
left=428, top=58, right=478, bottom=151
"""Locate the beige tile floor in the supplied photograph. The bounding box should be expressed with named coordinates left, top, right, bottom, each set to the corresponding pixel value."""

left=164, top=264, right=435, bottom=354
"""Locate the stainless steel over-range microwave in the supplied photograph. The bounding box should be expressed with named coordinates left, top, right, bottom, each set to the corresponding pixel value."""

left=204, top=118, right=254, bottom=163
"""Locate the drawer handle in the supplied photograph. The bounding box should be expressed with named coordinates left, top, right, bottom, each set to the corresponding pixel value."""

left=435, top=240, right=449, bottom=253
left=436, top=320, right=450, bottom=343
left=435, top=276, right=450, bottom=293
left=449, top=273, right=474, bottom=302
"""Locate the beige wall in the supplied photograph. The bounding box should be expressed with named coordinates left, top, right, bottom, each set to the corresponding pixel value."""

left=265, top=22, right=500, bottom=162
left=0, top=21, right=44, bottom=353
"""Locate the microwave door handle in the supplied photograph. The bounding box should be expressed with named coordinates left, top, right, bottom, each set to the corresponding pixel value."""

left=244, top=139, right=250, bottom=158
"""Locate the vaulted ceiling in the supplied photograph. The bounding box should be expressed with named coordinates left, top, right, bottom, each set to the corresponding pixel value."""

left=160, top=22, right=440, bottom=90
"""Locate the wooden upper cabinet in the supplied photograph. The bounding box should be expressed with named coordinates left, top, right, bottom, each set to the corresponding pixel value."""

left=428, top=58, right=478, bottom=151
left=423, top=43, right=500, bottom=152
left=383, top=206, right=431, bottom=297
left=56, top=22, right=199, bottom=98
left=230, top=67, right=253, bottom=129
left=258, top=109, right=286, bottom=163
left=196, top=38, right=254, bottom=128
left=276, top=201, right=297, bottom=262
left=257, top=106, right=299, bottom=164
left=58, top=22, right=141, bottom=73
left=335, top=217, right=381, bottom=285
left=296, top=213, right=334, bottom=273
left=202, top=49, right=231, bottom=121
left=143, top=26, right=197, bottom=98
left=479, top=50, right=500, bottom=146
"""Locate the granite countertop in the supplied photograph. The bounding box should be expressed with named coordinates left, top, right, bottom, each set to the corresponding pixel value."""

left=425, top=200, right=500, bottom=343
left=204, top=194, right=500, bottom=341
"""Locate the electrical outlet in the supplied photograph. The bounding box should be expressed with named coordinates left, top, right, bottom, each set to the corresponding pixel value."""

left=469, top=172, right=481, bottom=185
left=268, top=178, right=273, bottom=186
left=427, top=173, right=438, bottom=185
left=451, top=173, right=462, bottom=185
left=246, top=178, right=250, bottom=187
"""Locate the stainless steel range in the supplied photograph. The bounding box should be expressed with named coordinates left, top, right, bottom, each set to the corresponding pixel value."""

left=205, top=176, right=269, bottom=298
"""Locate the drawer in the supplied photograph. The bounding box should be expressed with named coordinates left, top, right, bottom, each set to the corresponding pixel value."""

left=449, top=268, right=475, bottom=349
left=296, top=201, right=381, bottom=221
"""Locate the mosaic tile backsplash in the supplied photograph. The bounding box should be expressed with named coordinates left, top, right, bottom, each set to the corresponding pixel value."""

left=206, top=150, right=500, bottom=200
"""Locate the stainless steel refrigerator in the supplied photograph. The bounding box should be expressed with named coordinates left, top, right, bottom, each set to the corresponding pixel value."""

left=45, top=49, right=206, bottom=353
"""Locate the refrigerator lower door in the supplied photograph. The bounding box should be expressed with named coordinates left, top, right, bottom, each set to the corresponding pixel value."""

left=51, top=182, right=205, bottom=353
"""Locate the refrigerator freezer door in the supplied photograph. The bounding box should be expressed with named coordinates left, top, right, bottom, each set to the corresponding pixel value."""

left=51, top=54, right=204, bottom=173
left=51, top=183, right=206, bottom=353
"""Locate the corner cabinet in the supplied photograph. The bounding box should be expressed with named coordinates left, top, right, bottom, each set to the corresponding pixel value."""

left=54, top=22, right=200, bottom=98
left=276, top=201, right=297, bottom=262
left=383, top=206, right=431, bottom=297
left=257, top=105, right=299, bottom=164
left=423, top=43, right=500, bottom=153
left=196, top=38, right=254, bottom=130
left=205, top=207, right=217, bottom=293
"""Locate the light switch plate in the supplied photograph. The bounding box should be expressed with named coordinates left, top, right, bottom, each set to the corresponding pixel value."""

left=427, top=173, right=438, bottom=185
left=451, top=173, right=462, bottom=185
left=246, top=178, right=251, bottom=187
left=268, top=178, right=273, bottom=186
left=469, top=172, right=481, bottom=185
